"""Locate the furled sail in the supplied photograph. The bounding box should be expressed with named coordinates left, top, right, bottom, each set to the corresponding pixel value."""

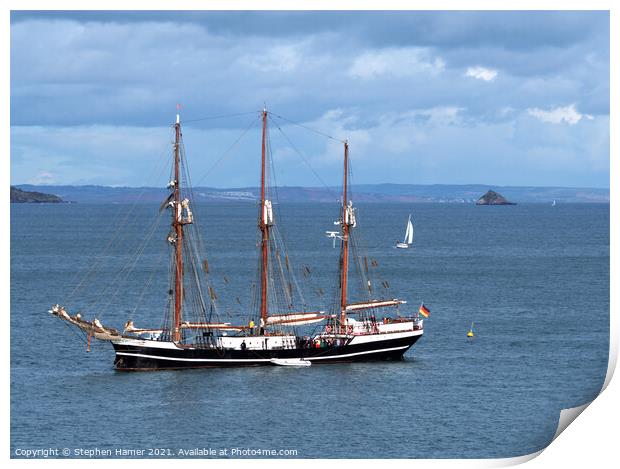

left=266, top=311, right=330, bottom=326
left=180, top=198, right=193, bottom=224
left=123, top=320, right=246, bottom=334
left=345, top=201, right=356, bottom=227
left=49, top=304, right=121, bottom=341
left=181, top=322, right=244, bottom=331
left=263, top=199, right=274, bottom=225
left=346, top=299, right=406, bottom=312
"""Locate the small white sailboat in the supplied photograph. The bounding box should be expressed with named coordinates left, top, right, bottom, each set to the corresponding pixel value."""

left=396, top=214, right=414, bottom=249
left=552, top=200, right=556, bottom=207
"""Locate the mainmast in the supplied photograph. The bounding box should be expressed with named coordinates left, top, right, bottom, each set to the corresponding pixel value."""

left=259, top=108, right=271, bottom=332
left=172, top=112, right=183, bottom=342
left=340, top=140, right=352, bottom=334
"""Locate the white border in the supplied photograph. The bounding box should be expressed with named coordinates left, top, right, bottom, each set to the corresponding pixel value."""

left=4, top=2, right=616, bottom=468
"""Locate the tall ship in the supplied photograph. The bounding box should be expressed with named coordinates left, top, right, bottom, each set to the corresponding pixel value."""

left=50, top=109, right=425, bottom=370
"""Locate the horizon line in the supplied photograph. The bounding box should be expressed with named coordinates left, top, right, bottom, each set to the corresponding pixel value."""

left=12, top=182, right=611, bottom=191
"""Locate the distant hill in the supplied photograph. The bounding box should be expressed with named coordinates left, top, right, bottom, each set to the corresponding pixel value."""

left=10, top=186, right=65, bottom=203
left=13, top=183, right=609, bottom=204
left=476, top=190, right=516, bottom=205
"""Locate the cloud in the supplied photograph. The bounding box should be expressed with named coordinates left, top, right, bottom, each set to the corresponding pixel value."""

left=280, top=106, right=608, bottom=187
left=10, top=103, right=609, bottom=189
left=11, top=125, right=175, bottom=186
left=527, top=104, right=594, bottom=125
left=11, top=11, right=608, bottom=52
left=10, top=16, right=608, bottom=126
left=348, top=47, right=445, bottom=79
left=465, top=66, right=498, bottom=81
left=237, top=44, right=303, bottom=72
left=29, top=171, right=56, bottom=185
left=9, top=12, right=610, bottom=188
left=513, top=111, right=608, bottom=173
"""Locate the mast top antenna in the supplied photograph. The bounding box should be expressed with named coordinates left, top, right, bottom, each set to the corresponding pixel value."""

left=176, top=103, right=181, bottom=124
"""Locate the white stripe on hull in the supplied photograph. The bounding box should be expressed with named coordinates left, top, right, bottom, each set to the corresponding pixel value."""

left=112, top=338, right=181, bottom=349
left=307, top=345, right=409, bottom=361
left=115, top=352, right=270, bottom=363
left=348, top=329, right=422, bottom=345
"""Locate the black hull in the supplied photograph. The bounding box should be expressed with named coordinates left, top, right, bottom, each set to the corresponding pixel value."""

left=112, top=333, right=422, bottom=371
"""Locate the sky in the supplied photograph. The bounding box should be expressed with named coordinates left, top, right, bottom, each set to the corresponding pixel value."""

left=9, top=10, right=610, bottom=188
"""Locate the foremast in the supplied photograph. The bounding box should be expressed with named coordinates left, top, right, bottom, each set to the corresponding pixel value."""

left=169, top=111, right=194, bottom=342
left=172, top=113, right=183, bottom=342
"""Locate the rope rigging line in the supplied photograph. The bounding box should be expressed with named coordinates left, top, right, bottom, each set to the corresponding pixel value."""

left=64, top=107, right=365, bottom=338
left=341, top=149, right=376, bottom=317
left=269, top=115, right=341, bottom=201
left=161, top=249, right=176, bottom=333
left=263, top=121, right=318, bottom=330
left=266, top=115, right=332, bottom=317
left=192, top=113, right=262, bottom=188
left=351, top=233, right=372, bottom=304
left=128, top=242, right=169, bottom=321
left=264, top=110, right=357, bottom=332
left=181, top=110, right=258, bottom=124
left=183, top=226, right=211, bottom=320
left=269, top=112, right=346, bottom=144
left=59, top=317, right=89, bottom=345
left=66, top=130, right=175, bottom=305
left=273, top=231, right=310, bottom=312
left=181, top=138, right=209, bottom=282
left=250, top=253, right=262, bottom=323
left=179, top=135, right=224, bottom=325
left=90, top=207, right=168, bottom=319
left=265, top=118, right=286, bottom=256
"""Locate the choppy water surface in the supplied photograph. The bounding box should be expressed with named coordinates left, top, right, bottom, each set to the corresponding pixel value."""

left=11, top=202, right=609, bottom=458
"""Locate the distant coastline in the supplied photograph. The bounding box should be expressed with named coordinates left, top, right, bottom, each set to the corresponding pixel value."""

left=10, top=186, right=66, bottom=204
left=11, top=183, right=609, bottom=204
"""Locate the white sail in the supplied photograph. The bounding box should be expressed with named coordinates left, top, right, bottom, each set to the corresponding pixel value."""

left=404, top=215, right=413, bottom=245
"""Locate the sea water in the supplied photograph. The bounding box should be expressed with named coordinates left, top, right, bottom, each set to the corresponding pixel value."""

left=10, top=202, right=609, bottom=458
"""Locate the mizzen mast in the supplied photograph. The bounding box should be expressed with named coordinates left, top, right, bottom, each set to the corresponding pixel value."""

left=340, top=140, right=354, bottom=334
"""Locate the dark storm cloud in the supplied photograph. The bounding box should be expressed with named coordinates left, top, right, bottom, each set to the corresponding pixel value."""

left=11, top=10, right=606, bottom=50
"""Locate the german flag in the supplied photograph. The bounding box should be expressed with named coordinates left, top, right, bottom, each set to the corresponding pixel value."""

left=419, top=303, right=430, bottom=318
